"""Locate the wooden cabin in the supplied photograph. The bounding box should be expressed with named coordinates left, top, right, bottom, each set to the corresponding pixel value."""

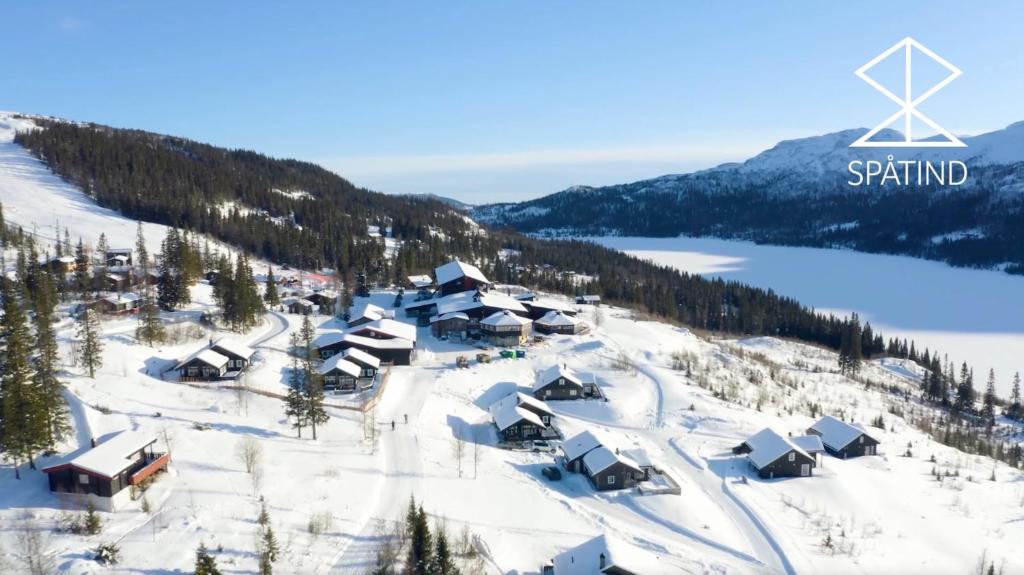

left=316, top=331, right=414, bottom=366
left=46, top=255, right=78, bottom=274
left=533, top=365, right=599, bottom=400
left=488, top=392, right=556, bottom=428
left=104, top=248, right=133, bottom=267
left=339, top=348, right=381, bottom=383
left=41, top=431, right=169, bottom=511
left=545, top=534, right=681, bottom=575
left=575, top=295, right=601, bottom=306
left=492, top=403, right=546, bottom=442
left=97, top=293, right=141, bottom=315
left=560, top=430, right=603, bottom=474
left=583, top=446, right=645, bottom=491
left=737, top=428, right=816, bottom=479
left=434, top=260, right=492, bottom=296
left=807, top=415, right=880, bottom=458
left=317, top=355, right=362, bottom=393
left=480, top=310, right=532, bottom=347
left=209, top=339, right=256, bottom=375
left=174, top=349, right=230, bottom=381
left=286, top=297, right=316, bottom=315
left=534, top=310, right=584, bottom=335
left=430, top=311, right=470, bottom=341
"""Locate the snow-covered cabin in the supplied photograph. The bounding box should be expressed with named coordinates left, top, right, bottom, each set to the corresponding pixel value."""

left=99, top=272, right=130, bottom=292
left=304, top=291, right=337, bottom=315
left=583, top=446, right=645, bottom=491
left=735, top=428, right=816, bottom=479
left=544, top=534, right=683, bottom=575
left=434, top=260, right=491, bottom=296
left=348, top=303, right=388, bottom=327
left=46, top=254, right=78, bottom=274
left=560, top=430, right=604, bottom=473
left=575, top=294, right=601, bottom=306
left=430, top=311, right=470, bottom=341
left=285, top=297, right=316, bottom=315
left=174, top=348, right=230, bottom=381
left=522, top=298, right=577, bottom=321
left=533, top=365, right=599, bottom=401
left=488, top=392, right=555, bottom=427
left=480, top=310, right=532, bottom=347
left=317, top=354, right=362, bottom=393
left=534, top=310, right=585, bottom=335
left=97, top=292, right=141, bottom=315
left=209, top=338, right=256, bottom=374
left=315, top=332, right=414, bottom=366
left=339, top=348, right=381, bottom=382
left=491, top=403, right=546, bottom=442
left=347, top=318, right=418, bottom=344
left=407, top=274, right=434, bottom=290
left=807, top=415, right=880, bottom=458
left=41, top=431, right=169, bottom=511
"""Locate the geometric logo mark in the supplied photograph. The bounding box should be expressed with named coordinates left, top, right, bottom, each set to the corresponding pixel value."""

left=850, top=37, right=966, bottom=147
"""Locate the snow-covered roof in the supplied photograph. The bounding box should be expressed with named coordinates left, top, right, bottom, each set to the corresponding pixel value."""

left=561, top=430, right=603, bottom=462
left=620, top=447, right=654, bottom=468
left=431, top=290, right=530, bottom=316
left=430, top=311, right=469, bottom=323
left=492, top=403, right=545, bottom=432
left=550, top=534, right=678, bottom=575
left=576, top=294, right=601, bottom=303
left=314, top=331, right=345, bottom=349
left=407, top=274, right=433, bottom=288
left=743, top=428, right=811, bottom=469
left=534, top=364, right=584, bottom=391
left=342, top=333, right=415, bottom=350
left=791, top=435, right=825, bottom=454
left=488, top=392, right=555, bottom=419
left=101, top=292, right=141, bottom=304
left=527, top=298, right=576, bottom=314
left=480, top=310, right=532, bottom=327
left=348, top=318, right=417, bottom=343
left=583, top=446, right=641, bottom=475
left=175, top=348, right=229, bottom=370
left=341, top=347, right=381, bottom=369
left=42, top=431, right=157, bottom=479
left=535, top=310, right=581, bottom=327
left=211, top=338, right=255, bottom=360
left=808, top=415, right=876, bottom=451
left=351, top=303, right=386, bottom=323
left=434, top=260, right=490, bottom=286
left=317, top=354, right=361, bottom=378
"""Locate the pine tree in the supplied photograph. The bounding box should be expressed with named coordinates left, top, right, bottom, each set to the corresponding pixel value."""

left=96, top=233, right=109, bottom=265
left=77, top=309, right=104, bottom=378
left=31, top=267, right=70, bottom=449
left=955, top=362, right=974, bottom=414
left=0, top=277, right=46, bottom=478
left=298, top=316, right=329, bottom=440
left=135, top=285, right=165, bottom=346
left=73, top=238, right=91, bottom=297
left=284, top=334, right=307, bottom=438
left=405, top=505, right=433, bottom=575
left=261, top=524, right=279, bottom=564
left=982, top=369, right=997, bottom=430
left=1009, top=372, right=1022, bottom=419
left=134, top=221, right=149, bottom=273
left=194, top=542, right=221, bottom=575
left=430, top=524, right=459, bottom=575
left=264, top=267, right=279, bottom=306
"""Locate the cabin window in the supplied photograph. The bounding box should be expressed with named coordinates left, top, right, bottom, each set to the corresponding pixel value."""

left=321, top=350, right=334, bottom=358
left=859, top=436, right=864, bottom=444
left=558, top=378, right=564, bottom=385
left=79, top=473, right=90, bottom=485
left=188, top=367, right=198, bottom=376
left=608, top=475, right=615, bottom=485
left=569, top=389, right=577, bottom=397
left=544, top=390, right=551, bottom=398
left=788, top=452, right=795, bottom=462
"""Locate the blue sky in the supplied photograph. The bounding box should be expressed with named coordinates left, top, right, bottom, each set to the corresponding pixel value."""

left=3, top=1, right=1022, bottom=203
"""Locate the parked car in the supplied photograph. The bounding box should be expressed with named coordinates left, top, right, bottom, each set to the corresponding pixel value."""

left=541, top=466, right=562, bottom=481
left=524, top=440, right=555, bottom=453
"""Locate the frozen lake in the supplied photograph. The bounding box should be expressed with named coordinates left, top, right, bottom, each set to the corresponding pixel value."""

left=590, top=236, right=1024, bottom=396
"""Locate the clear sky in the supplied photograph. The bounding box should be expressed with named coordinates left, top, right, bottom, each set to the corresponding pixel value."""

left=3, top=1, right=1022, bottom=203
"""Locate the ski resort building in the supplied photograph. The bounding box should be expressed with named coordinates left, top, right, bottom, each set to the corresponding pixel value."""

left=735, top=428, right=816, bottom=479
left=807, top=415, right=880, bottom=458
left=533, top=365, right=599, bottom=400
left=41, top=431, right=169, bottom=511
left=544, top=534, right=682, bottom=575
left=480, top=310, right=533, bottom=346
left=434, top=260, right=491, bottom=296
left=534, top=310, right=585, bottom=335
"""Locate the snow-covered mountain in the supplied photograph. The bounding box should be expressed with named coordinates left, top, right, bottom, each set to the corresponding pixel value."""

left=474, top=123, right=1024, bottom=273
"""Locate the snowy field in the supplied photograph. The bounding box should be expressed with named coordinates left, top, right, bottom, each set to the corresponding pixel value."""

left=590, top=236, right=1024, bottom=396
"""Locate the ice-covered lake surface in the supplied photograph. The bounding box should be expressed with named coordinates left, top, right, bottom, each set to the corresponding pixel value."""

left=590, top=236, right=1024, bottom=395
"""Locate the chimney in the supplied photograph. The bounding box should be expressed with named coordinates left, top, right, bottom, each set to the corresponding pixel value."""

left=90, top=437, right=97, bottom=448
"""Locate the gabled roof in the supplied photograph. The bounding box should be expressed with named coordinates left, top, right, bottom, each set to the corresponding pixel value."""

left=434, top=260, right=490, bottom=286
left=175, top=348, right=229, bottom=371
left=42, top=431, right=156, bottom=479
left=314, top=331, right=345, bottom=349
left=408, top=274, right=433, bottom=288
left=480, top=310, right=532, bottom=328
left=526, top=298, right=577, bottom=314
left=576, top=295, right=601, bottom=302
left=551, top=534, right=679, bottom=575
left=101, top=292, right=141, bottom=304
left=431, top=290, right=529, bottom=316
left=341, top=333, right=415, bottom=350
left=348, top=318, right=417, bottom=343
left=211, top=338, right=256, bottom=361
left=743, top=428, right=811, bottom=469
left=534, top=364, right=584, bottom=392
left=341, top=347, right=381, bottom=369
left=351, top=303, right=386, bottom=323
left=317, top=354, right=361, bottom=378
left=535, top=310, right=581, bottom=327
left=808, top=415, right=877, bottom=451
left=583, top=446, right=642, bottom=475
left=561, top=430, right=603, bottom=462
left=487, top=392, right=555, bottom=419
left=791, top=435, right=825, bottom=454
left=492, top=403, right=545, bottom=432
left=430, top=311, right=470, bottom=323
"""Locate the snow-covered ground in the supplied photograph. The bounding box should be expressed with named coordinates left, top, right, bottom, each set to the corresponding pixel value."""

left=590, top=235, right=1024, bottom=396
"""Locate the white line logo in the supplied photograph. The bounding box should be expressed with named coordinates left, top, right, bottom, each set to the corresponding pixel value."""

left=851, top=37, right=965, bottom=148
